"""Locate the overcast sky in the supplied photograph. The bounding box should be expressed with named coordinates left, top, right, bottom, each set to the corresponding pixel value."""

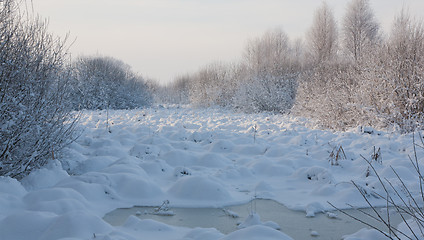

left=33, top=0, right=424, bottom=84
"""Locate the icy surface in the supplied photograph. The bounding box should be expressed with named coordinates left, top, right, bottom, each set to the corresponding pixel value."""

left=1, top=106, right=422, bottom=239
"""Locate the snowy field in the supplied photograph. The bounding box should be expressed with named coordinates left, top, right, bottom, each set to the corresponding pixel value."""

left=0, top=106, right=422, bottom=240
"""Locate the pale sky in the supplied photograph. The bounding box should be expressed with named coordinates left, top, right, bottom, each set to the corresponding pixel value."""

left=33, top=0, right=424, bottom=84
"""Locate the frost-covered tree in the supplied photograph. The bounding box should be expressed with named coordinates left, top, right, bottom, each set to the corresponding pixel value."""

left=189, top=62, right=238, bottom=108
left=342, top=0, right=380, bottom=62
left=344, top=10, right=424, bottom=132
left=306, top=2, right=338, bottom=65
left=143, top=78, right=163, bottom=104
left=244, top=28, right=291, bottom=75
left=235, top=28, right=300, bottom=113
left=295, top=7, right=424, bottom=132
left=151, top=75, right=192, bottom=105
left=294, top=2, right=342, bottom=126
left=171, top=75, right=191, bottom=104
left=71, top=56, right=152, bottom=110
left=294, top=3, right=354, bottom=129
left=0, top=0, right=78, bottom=178
left=294, top=62, right=360, bottom=130
left=349, top=10, right=424, bottom=131
left=382, top=10, right=424, bottom=130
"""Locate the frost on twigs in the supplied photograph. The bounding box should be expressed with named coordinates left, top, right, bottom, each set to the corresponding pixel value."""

left=328, top=145, right=346, bottom=166
left=330, top=134, right=424, bottom=240
left=152, top=200, right=175, bottom=216
left=142, top=200, right=175, bottom=216
left=371, top=146, right=382, bottom=164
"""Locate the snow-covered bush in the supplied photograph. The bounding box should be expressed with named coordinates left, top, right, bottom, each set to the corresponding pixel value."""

left=0, top=0, right=78, bottom=179
left=234, top=29, right=300, bottom=113
left=234, top=73, right=297, bottom=113
left=70, top=55, right=152, bottom=110
left=293, top=62, right=361, bottom=130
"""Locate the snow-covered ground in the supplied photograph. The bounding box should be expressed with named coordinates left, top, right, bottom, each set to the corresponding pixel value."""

left=0, top=106, right=422, bottom=239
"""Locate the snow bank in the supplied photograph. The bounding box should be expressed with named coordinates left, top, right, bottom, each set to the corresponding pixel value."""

left=342, top=228, right=387, bottom=240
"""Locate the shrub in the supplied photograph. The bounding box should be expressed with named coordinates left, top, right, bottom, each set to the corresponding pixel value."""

left=0, top=0, right=78, bottom=179
left=71, top=55, right=152, bottom=110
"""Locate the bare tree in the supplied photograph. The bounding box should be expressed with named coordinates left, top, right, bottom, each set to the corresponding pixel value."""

left=342, top=0, right=380, bottom=62
left=306, top=2, right=338, bottom=65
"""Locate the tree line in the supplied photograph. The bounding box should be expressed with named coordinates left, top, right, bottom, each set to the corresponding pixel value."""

left=161, top=0, right=424, bottom=132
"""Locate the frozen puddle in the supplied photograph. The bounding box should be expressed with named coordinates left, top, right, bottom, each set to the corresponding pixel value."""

left=104, top=199, right=403, bottom=239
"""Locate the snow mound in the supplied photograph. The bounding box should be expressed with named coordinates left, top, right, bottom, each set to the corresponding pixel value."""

left=40, top=211, right=112, bottom=240
left=188, top=131, right=213, bottom=144
left=123, top=216, right=173, bottom=232
left=342, top=228, right=387, bottom=240
left=197, top=153, right=229, bottom=168
left=71, top=156, right=116, bottom=175
left=56, top=168, right=164, bottom=204
left=0, top=176, right=27, bottom=197
left=237, top=212, right=281, bottom=230
left=129, top=143, right=160, bottom=158
left=23, top=187, right=89, bottom=205
left=106, top=172, right=164, bottom=200
left=20, top=160, right=69, bottom=190
left=92, top=145, right=128, bottom=158
left=234, top=144, right=267, bottom=155
left=208, top=139, right=235, bottom=152
left=249, top=159, right=292, bottom=176
left=222, top=225, right=294, bottom=240
left=168, top=176, right=232, bottom=202
left=27, top=198, right=89, bottom=215
left=291, top=166, right=334, bottom=183
left=0, top=211, right=57, bottom=240
left=162, top=150, right=198, bottom=167
left=24, top=188, right=91, bottom=215
left=183, top=227, right=224, bottom=240
left=305, top=202, right=326, bottom=217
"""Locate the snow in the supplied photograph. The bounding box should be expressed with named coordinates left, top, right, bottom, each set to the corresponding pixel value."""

left=310, top=230, right=320, bottom=237
left=222, top=225, right=293, bottom=240
left=0, top=106, right=423, bottom=239
left=342, top=228, right=387, bottom=240
left=237, top=212, right=281, bottom=231
left=168, top=176, right=232, bottom=203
